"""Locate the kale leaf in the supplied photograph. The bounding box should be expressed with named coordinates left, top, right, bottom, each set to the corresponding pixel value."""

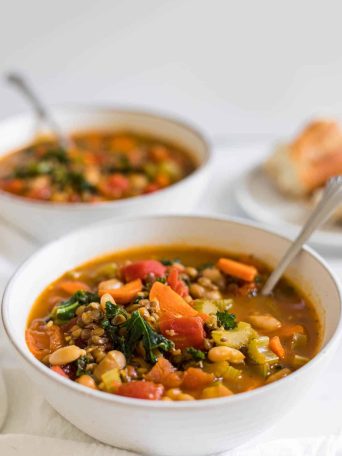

left=186, top=347, right=205, bottom=361
left=76, top=355, right=90, bottom=377
left=50, top=290, right=99, bottom=323
left=216, top=311, right=237, bottom=330
left=102, top=306, right=174, bottom=364
left=124, top=311, right=174, bottom=363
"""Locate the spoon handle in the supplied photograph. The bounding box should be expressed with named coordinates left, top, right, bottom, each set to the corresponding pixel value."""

left=6, top=72, right=72, bottom=150
left=262, top=176, right=342, bottom=295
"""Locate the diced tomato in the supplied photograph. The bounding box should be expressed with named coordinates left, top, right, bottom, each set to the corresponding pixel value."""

left=58, top=280, right=91, bottom=295
left=117, top=381, right=164, bottom=400
left=145, top=357, right=182, bottom=388
left=26, top=322, right=64, bottom=360
left=51, top=365, right=69, bottom=378
left=26, top=186, right=52, bottom=201
left=108, top=173, right=130, bottom=191
left=159, top=316, right=205, bottom=349
left=144, top=183, right=160, bottom=194
left=167, top=266, right=189, bottom=297
left=182, top=368, right=214, bottom=391
left=1, top=178, right=25, bottom=194
left=122, top=260, right=166, bottom=282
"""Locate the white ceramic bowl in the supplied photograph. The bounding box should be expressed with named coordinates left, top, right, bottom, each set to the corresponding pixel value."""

left=0, top=107, right=211, bottom=242
left=2, top=215, right=342, bottom=456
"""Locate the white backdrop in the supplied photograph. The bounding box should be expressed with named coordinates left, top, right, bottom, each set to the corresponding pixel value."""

left=1, top=0, right=342, bottom=140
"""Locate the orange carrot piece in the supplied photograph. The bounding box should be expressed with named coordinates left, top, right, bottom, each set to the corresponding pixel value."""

left=59, top=280, right=90, bottom=294
left=269, top=336, right=285, bottom=358
left=217, top=258, right=257, bottom=282
left=149, top=281, right=198, bottom=318
left=276, top=324, right=304, bottom=338
left=182, top=368, right=214, bottom=390
left=99, top=278, right=142, bottom=305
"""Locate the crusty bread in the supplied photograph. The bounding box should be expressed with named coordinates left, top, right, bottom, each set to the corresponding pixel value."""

left=265, top=120, right=342, bottom=197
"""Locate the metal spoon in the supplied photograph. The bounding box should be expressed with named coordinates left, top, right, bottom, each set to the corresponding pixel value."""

left=262, top=175, right=342, bottom=295
left=6, top=72, right=73, bottom=150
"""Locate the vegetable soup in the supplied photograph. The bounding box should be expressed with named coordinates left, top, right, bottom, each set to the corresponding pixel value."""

left=27, top=246, right=321, bottom=401
left=0, top=131, right=196, bottom=203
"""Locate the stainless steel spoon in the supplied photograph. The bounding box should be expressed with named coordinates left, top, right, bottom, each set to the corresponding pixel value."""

left=262, top=175, right=342, bottom=295
left=6, top=72, right=73, bottom=150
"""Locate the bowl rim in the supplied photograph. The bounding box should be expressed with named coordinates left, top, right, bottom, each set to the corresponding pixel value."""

left=2, top=213, right=342, bottom=409
left=0, top=105, right=212, bottom=210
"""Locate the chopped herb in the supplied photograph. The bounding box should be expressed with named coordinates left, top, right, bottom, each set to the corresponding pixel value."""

left=216, top=311, right=237, bottom=330
left=50, top=290, right=99, bottom=323
left=186, top=347, right=205, bottom=361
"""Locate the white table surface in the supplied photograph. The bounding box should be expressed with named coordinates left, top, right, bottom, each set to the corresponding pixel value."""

left=1, top=140, right=341, bottom=445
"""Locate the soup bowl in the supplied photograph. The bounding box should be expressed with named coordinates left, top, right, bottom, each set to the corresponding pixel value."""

left=2, top=215, right=342, bottom=456
left=0, top=107, right=211, bottom=242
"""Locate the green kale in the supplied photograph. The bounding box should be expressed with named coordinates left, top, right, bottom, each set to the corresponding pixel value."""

left=123, top=311, right=174, bottom=363
left=101, top=302, right=128, bottom=353
left=144, top=276, right=167, bottom=292
left=76, top=355, right=90, bottom=377
left=43, top=148, right=70, bottom=164
left=216, top=311, right=237, bottom=330
left=101, top=305, right=174, bottom=363
left=13, top=161, right=53, bottom=178
left=160, top=258, right=181, bottom=266
left=186, top=347, right=205, bottom=361
left=66, top=171, right=97, bottom=193
left=50, top=290, right=99, bottom=323
left=105, top=301, right=129, bottom=320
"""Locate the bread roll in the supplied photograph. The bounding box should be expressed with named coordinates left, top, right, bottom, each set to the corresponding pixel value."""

left=265, top=120, right=342, bottom=197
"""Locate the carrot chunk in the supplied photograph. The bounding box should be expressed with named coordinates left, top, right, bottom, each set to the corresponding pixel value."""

left=149, top=281, right=198, bottom=318
left=276, top=324, right=305, bottom=338
left=58, top=281, right=90, bottom=295
left=269, top=336, right=285, bottom=358
left=182, top=368, right=214, bottom=390
left=217, top=258, right=257, bottom=282
left=99, top=278, right=142, bottom=305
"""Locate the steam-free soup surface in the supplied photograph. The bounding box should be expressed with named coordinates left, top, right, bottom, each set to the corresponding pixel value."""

left=27, top=246, right=321, bottom=401
left=0, top=131, right=196, bottom=202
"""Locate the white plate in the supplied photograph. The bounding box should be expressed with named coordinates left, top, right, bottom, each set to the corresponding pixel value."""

left=235, top=165, right=342, bottom=249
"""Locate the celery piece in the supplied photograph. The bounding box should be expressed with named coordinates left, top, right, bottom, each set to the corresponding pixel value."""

left=158, top=161, right=182, bottom=180
left=212, top=322, right=253, bottom=349
left=223, top=365, right=242, bottom=381
left=143, top=163, right=158, bottom=179
left=291, top=333, right=308, bottom=351
left=101, top=368, right=121, bottom=393
left=253, top=363, right=271, bottom=378
left=248, top=336, right=279, bottom=365
left=292, top=354, right=309, bottom=368
left=193, top=299, right=233, bottom=315
left=205, top=361, right=230, bottom=377
left=94, top=262, right=118, bottom=280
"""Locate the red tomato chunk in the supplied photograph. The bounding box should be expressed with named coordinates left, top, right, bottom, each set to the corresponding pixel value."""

left=117, top=381, right=164, bottom=400
left=159, top=316, right=205, bottom=349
